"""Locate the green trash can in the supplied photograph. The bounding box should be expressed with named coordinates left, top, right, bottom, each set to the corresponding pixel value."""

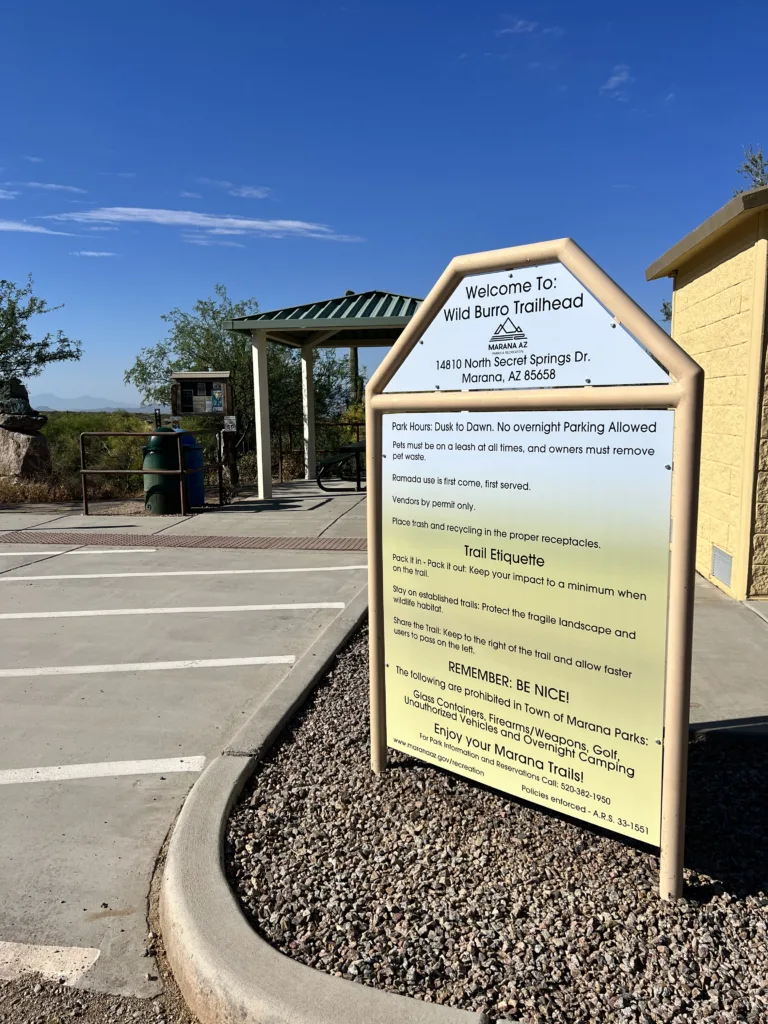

left=143, top=428, right=182, bottom=514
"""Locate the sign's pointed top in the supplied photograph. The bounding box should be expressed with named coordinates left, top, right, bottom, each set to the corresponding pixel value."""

left=369, top=239, right=700, bottom=397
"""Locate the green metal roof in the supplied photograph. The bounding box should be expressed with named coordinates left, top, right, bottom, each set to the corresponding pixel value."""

left=225, top=290, right=423, bottom=347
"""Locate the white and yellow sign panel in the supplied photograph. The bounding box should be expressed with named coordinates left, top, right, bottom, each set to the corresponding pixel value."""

left=382, top=410, right=673, bottom=844
left=385, top=263, right=670, bottom=393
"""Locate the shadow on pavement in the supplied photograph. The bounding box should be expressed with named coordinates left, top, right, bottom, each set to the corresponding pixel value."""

left=206, top=497, right=331, bottom=513
left=685, top=731, right=768, bottom=898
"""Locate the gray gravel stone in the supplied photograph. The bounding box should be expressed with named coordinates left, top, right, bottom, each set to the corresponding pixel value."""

left=0, top=922, right=197, bottom=1024
left=0, top=977, right=197, bottom=1024
left=226, top=624, right=768, bottom=1023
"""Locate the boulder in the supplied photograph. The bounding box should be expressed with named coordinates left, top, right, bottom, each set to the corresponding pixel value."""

left=0, top=379, right=51, bottom=479
left=0, top=428, right=51, bottom=479
left=0, top=411, right=48, bottom=433
left=0, top=379, right=48, bottom=429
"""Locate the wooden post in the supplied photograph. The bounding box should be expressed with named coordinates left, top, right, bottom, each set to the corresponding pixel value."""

left=218, top=430, right=225, bottom=507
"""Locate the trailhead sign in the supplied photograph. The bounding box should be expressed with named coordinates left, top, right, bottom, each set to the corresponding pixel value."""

left=367, top=239, right=703, bottom=899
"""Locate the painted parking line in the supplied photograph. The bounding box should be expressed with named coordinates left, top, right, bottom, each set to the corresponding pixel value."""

left=0, top=655, right=295, bottom=678
left=0, top=565, right=368, bottom=582
left=0, top=601, right=345, bottom=620
left=0, top=549, right=156, bottom=556
left=0, top=551, right=68, bottom=556
left=67, top=548, right=158, bottom=555
left=0, top=940, right=100, bottom=984
left=0, top=755, right=206, bottom=785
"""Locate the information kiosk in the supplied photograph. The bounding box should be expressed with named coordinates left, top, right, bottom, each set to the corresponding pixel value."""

left=170, top=371, right=234, bottom=418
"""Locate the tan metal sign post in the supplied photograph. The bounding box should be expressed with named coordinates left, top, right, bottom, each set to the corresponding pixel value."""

left=366, top=239, right=702, bottom=900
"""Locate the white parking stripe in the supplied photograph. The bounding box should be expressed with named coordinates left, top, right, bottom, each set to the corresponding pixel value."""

left=0, top=655, right=295, bottom=678
left=0, top=602, right=345, bottom=620
left=1, top=565, right=368, bottom=582
left=0, top=756, right=206, bottom=785
left=0, top=549, right=156, bottom=556
left=0, top=551, right=68, bottom=556
left=0, top=940, right=100, bottom=983
left=67, top=548, right=158, bottom=555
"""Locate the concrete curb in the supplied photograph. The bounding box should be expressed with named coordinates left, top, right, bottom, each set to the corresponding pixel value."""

left=223, top=586, right=370, bottom=758
left=161, top=588, right=487, bottom=1024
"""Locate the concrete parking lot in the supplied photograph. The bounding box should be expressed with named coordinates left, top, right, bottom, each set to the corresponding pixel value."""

left=0, top=483, right=766, bottom=1007
left=0, top=536, right=366, bottom=996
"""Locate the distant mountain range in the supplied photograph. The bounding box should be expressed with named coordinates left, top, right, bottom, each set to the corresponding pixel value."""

left=30, top=393, right=167, bottom=413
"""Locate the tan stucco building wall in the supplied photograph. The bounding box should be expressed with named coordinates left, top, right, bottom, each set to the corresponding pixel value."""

left=756, top=328, right=768, bottom=594
left=648, top=189, right=768, bottom=600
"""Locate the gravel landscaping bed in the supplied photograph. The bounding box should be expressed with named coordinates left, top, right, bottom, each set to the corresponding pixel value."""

left=0, top=975, right=196, bottom=1024
left=0, top=927, right=196, bottom=1024
left=0, top=834, right=198, bottom=1024
left=226, top=626, right=768, bottom=1023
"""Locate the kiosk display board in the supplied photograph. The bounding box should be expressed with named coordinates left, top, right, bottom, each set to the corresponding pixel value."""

left=366, top=239, right=702, bottom=900
left=170, top=372, right=233, bottom=417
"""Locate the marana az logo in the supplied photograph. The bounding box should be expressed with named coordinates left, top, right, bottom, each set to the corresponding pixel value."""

left=489, top=317, right=527, bottom=350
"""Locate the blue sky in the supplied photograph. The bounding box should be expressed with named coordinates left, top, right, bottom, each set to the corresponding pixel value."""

left=1, top=0, right=764, bottom=404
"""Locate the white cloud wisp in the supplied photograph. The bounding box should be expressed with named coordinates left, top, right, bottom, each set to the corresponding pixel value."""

left=497, top=18, right=538, bottom=34
left=182, top=234, right=246, bottom=248
left=48, top=206, right=361, bottom=242
left=229, top=185, right=271, bottom=199
left=11, top=181, right=87, bottom=194
left=198, top=178, right=271, bottom=199
left=0, top=220, right=73, bottom=235
left=70, top=250, right=117, bottom=257
left=600, top=64, right=634, bottom=101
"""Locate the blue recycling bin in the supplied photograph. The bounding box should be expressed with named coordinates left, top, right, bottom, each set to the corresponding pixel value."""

left=175, top=430, right=205, bottom=507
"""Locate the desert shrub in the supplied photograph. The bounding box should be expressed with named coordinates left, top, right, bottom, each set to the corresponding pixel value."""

left=41, top=411, right=154, bottom=500
left=2, top=405, right=366, bottom=505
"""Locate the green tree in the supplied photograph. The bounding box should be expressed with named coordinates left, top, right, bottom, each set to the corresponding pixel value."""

left=660, top=300, right=672, bottom=325
left=123, top=283, right=256, bottom=415
left=0, top=276, right=82, bottom=381
left=735, top=144, right=768, bottom=194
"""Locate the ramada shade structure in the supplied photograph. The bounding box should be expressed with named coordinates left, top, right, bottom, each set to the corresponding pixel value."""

left=225, top=290, right=422, bottom=498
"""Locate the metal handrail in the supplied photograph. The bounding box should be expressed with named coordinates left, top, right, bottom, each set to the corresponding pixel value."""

left=79, top=430, right=225, bottom=516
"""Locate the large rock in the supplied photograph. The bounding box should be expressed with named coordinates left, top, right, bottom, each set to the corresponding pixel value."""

left=0, top=411, right=48, bottom=433
left=0, top=379, right=47, bottom=425
left=0, top=379, right=51, bottom=479
left=0, top=428, right=51, bottom=479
